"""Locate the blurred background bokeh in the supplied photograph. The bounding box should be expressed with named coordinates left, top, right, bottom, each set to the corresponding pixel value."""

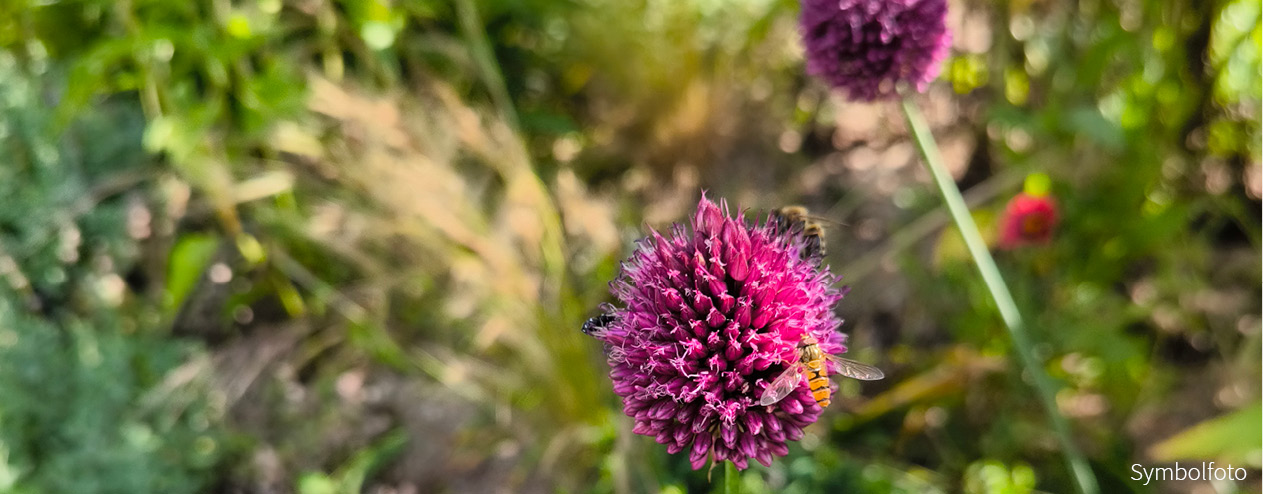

left=0, top=0, right=1259, bottom=493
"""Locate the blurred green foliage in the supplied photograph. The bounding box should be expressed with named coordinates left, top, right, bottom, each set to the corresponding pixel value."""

left=0, top=0, right=1258, bottom=493
left=963, top=460, right=1037, bottom=494
left=0, top=54, right=219, bottom=493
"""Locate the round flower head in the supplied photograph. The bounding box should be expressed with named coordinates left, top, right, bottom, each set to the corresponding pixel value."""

left=800, top=0, right=951, bottom=101
left=998, top=192, right=1058, bottom=249
left=590, top=195, right=849, bottom=470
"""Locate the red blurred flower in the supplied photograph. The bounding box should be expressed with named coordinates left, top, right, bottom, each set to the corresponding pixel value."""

left=998, top=192, right=1058, bottom=249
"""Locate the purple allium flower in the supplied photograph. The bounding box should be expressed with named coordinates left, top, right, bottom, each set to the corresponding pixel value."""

left=590, top=195, right=849, bottom=470
left=800, top=0, right=951, bottom=101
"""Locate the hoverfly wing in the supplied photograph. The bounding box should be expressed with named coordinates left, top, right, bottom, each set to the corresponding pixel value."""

left=759, top=364, right=803, bottom=406
left=823, top=354, right=885, bottom=381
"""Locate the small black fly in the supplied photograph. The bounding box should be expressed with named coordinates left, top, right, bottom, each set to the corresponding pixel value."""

left=581, top=314, right=616, bottom=336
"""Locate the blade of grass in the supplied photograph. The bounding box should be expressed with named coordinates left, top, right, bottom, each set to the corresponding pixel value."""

left=900, top=96, right=1099, bottom=494
left=724, top=461, right=739, bottom=494
left=455, top=0, right=520, bottom=131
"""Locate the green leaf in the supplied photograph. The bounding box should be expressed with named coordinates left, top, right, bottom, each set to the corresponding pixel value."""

left=360, top=21, right=397, bottom=50
left=336, top=429, right=409, bottom=492
left=296, top=473, right=337, bottom=494
left=294, top=429, right=409, bottom=494
left=964, top=460, right=1037, bottom=494
left=1023, top=173, right=1051, bottom=198
left=164, top=234, right=221, bottom=316
left=1149, top=401, right=1263, bottom=467
left=225, top=14, right=253, bottom=40
left=1065, top=106, right=1125, bottom=152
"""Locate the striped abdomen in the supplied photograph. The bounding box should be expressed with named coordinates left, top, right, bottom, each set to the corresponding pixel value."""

left=799, top=337, right=832, bottom=408
left=805, top=357, right=831, bottom=408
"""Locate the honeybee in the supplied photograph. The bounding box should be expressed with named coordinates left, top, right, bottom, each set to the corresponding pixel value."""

left=770, top=205, right=826, bottom=263
left=581, top=313, right=615, bottom=336
left=759, top=333, right=884, bottom=408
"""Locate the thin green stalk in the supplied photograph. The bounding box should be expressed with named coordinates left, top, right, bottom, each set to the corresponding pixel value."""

left=724, top=461, right=739, bottom=494
left=455, top=0, right=520, bottom=131
left=900, top=97, right=1099, bottom=494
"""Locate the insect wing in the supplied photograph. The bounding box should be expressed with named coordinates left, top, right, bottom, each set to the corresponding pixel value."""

left=803, top=215, right=847, bottom=227
left=773, top=206, right=846, bottom=228
left=823, top=354, right=885, bottom=381
left=759, top=364, right=803, bottom=406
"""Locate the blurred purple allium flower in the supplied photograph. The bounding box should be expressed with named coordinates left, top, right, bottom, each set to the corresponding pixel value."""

left=589, top=195, right=849, bottom=470
left=800, top=0, right=951, bottom=101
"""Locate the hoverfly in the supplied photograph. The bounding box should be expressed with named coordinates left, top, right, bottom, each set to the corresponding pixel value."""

left=763, top=205, right=881, bottom=408
left=759, top=333, right=884, bottom=408
left=770, top=205, right=827, bottom=264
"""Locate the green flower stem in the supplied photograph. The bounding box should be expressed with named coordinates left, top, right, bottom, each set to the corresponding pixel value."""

left=900, top=97, right=1099, bottom=494
left=724, top=461, right=739, bottom=494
